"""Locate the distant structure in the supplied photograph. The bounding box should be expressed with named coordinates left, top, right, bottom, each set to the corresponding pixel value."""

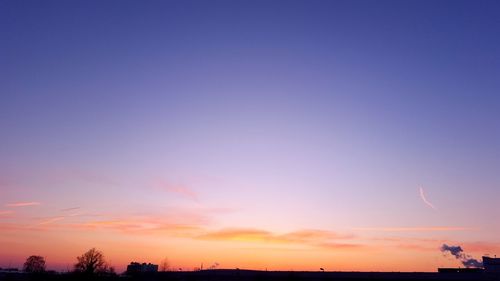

left=483, top=256, right=500, bottom=274
left=438, top=268, right=483, bottom=273
left=0, top=268, right=19, bottom=272
left=126, top=262, right=158, bottom=273
left=438, top=256, right=500, bottom=275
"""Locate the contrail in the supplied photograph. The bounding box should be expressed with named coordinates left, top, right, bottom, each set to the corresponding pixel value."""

left=419, top=187, right=436, bottom=210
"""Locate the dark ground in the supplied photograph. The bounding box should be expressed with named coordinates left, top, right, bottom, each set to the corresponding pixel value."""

left=1, top=269, right=499, bottom=281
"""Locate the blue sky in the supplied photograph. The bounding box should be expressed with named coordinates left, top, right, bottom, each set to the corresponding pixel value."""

left=1, top=0, right=499, bottom=271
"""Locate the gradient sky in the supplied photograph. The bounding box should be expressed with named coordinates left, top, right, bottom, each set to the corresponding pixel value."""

left=1, top=0, right=499, bottom=273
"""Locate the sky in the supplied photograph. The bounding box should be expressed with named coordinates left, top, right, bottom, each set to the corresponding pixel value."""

left=1, top=0, right=499, bottom=273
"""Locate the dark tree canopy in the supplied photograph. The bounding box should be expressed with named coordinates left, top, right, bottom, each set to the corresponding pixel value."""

left=23, top=255, right=46, bottom=273
left=74, top=248, right=108, bottom=274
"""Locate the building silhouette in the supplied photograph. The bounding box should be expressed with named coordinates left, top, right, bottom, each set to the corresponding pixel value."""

left=483, top=256, right=500, bottom=274
left=126, top=262, right=158, bottom=273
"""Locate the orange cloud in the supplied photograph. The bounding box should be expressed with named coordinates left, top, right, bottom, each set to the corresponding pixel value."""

left=390, top=243, right=440, bottom=252
left=197, top=228, right=360, bottom=250
left=0, top=222, right=30, bottom=231
left=6, top=202, right=41, bottom=207
left=282, top=229, right=354, bottom=241
left=64, top=223, right=358, bottom=249
left=0, top=202, right=216, bottom=238
left=319, top=242, right=364, bottom=250
left=199, top=228, right=271, bottom=242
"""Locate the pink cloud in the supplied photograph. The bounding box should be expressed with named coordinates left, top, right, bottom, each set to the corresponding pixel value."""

left=60, top=207, right=80, bottom=212
left=154, top=180, right=199, bottom=202
left=357, top=236, right=500, bottom=254
left=38, top=216, right=65, bottom=225
left=353, top=226, right=472, bottom=232
left=6, top=202, right=41, bottom=207
left=0, top=222, right=31, bottom=231
left=460, top=241, right=500, bottom=253
left=0, top=210, right=14, bottom=216
left=55, top=206, right=214, bottom=235
left=71, top=217, right=204, bottom=237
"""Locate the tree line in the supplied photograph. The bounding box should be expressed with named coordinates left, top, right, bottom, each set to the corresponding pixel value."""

left=21, top=248, right=114, bottom=275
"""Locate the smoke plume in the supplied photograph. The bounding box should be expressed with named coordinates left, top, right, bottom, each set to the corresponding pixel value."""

left=441, top=244, right=483, bottom=268
left=209, top=262, right=219, bottom=270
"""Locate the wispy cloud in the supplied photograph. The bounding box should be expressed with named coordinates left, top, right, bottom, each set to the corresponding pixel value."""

left=354, top=226, right=471, bottom=232
left=391, top=243, right=441, bottom=252
left=0, top=222, right=31, bottom=231
left=6, top=201, right=41, bottom=207
left=198, top=228, right=271, bottom=242
left=319, top=242, right=364, bottom=249
left=49, top=169, right=119, bottom=186
left=281, top=229, right=354, bottom=242
left=0, top=197, right=364, bottom=253
left=72, top=218, right=203, bottom=237
left=0, top=210, right=14, bottom=216
left=154, top=180, right=199, bottom=202
left=38, top=216, right=65, bottom=225
left=60, top=207, right=82, bottom=217
left=419, top=187, right=437, bottom=210
left=60, top=207, right=80, bottom=212
left=458, top=241, right=500, bottom=254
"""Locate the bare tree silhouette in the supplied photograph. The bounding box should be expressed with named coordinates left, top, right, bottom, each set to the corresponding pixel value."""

left=23, top=255, right=46, bottom=273
left=160, top=257, right=170, bottom=272
left=74, top=248, right=109, bottom=274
